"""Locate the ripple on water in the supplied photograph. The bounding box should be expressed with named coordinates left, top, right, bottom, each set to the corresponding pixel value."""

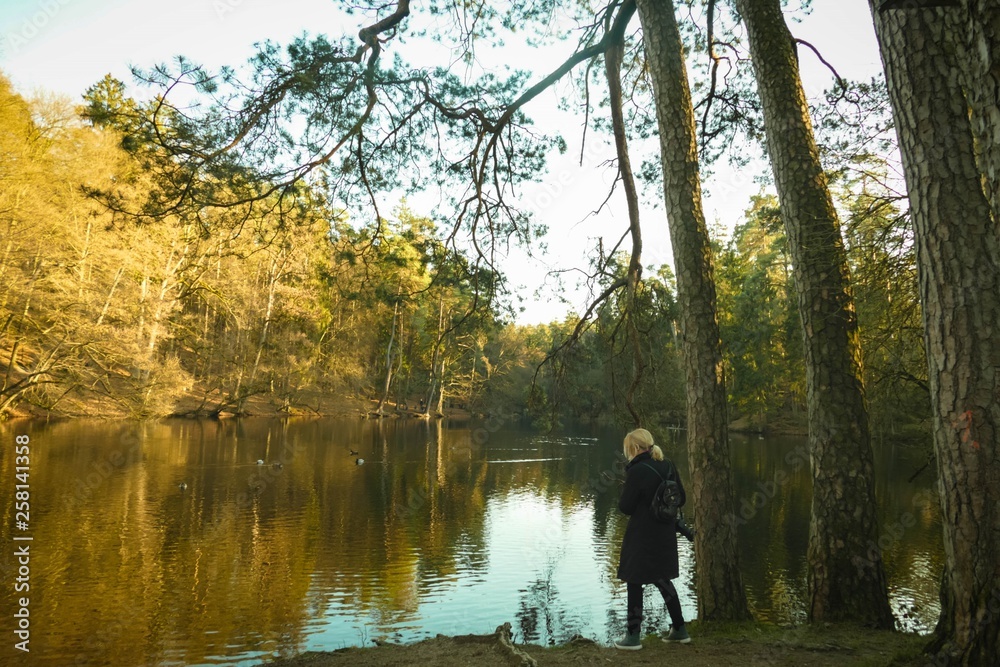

left=10, top=419, right=943, bottom=665
left=485, top=457, right=567, bottom=463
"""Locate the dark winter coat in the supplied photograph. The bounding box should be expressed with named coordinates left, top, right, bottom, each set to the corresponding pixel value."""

left=616, top=450, right=687, bottom=583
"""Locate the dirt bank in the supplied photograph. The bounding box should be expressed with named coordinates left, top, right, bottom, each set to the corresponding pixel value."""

left=259, top=621, right=929, bottom=667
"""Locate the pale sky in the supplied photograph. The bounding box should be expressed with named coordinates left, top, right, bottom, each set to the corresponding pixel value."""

left=0, top=0, right=883, bottom=324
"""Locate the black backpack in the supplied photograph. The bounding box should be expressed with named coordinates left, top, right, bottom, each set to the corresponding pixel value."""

left=641, top=462, right=683, bottom=524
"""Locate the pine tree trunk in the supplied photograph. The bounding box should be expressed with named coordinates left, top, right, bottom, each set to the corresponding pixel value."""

left=871, top=3, right=1000, bottom=661
left=958, top=0, right=1000, bottom=222
left=733, top=0, right=893, bottom=628
left=634, top=0, right=750, bottom=621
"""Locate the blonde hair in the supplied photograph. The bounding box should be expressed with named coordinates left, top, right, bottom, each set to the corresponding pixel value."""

left=623, top=428, right=664, bottom=461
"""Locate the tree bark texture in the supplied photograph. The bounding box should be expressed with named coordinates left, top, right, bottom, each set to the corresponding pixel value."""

left=959, top=0, right=1000, bottom=223
left=634, top=0, right=750, bottom=621
left=734, top=0, right=893, bottom=628
left=871, top=3, right=1000, bottom=662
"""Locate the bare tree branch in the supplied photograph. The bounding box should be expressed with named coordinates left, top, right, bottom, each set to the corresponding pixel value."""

left=794, top=38, right=847, bottom=97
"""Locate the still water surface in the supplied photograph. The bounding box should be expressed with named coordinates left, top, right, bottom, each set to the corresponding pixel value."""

left=0, top=418, right=942, bottom=665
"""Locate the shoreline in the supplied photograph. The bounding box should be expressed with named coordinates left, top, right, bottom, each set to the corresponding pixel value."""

left=0, top=393, right=477, bottom=422
left=256, top=620, right=931, bottom=667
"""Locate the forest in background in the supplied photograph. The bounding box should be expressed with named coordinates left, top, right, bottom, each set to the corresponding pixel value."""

left=0, top=71, right=927, bottom=436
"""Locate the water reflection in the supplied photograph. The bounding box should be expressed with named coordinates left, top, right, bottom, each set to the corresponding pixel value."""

left=728, top=433, right=944, bottom=630
left=0, top=420, right=941, bottom=665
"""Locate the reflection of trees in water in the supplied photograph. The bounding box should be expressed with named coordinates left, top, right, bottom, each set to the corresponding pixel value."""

left=514, top=564, right=574, bottom=646
left=601, top=585, right=671, bottom=642
left=516, top=574, right=552, bottom=643
left=21, top=419, right=948, bottom=661
left=726, top=435, right=943, bottom=629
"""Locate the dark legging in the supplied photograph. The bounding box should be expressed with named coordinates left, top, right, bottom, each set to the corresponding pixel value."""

left=626, top=579, right=684, bottom=634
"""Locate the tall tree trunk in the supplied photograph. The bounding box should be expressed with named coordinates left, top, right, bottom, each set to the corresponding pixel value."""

left=145, top=239, right=191, bottom=355
left=435, top=354, right=445, bottom=416
left=242, top=253, right=284, bottom=412
left=871, top=3, right=1000, bottom=661
left=137, top=274, right=148, bottom=351
left=733, top=0, right=893, bottom=628
left=77, top=216, right=92, bottom=300
left=96, top=267, right=124, bottom=327
left=392, top=313, right=406, bottom=409
left=424, top=296, right=447, bottom=417
left=248, top=252, right=286, bottom=390
left=375, top=295, right=400, bottom=415
left=957, top=0, right=1000, bottom=222
left=634, top=0, right=750, bottom=621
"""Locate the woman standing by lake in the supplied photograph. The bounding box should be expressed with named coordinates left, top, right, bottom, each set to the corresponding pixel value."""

left=614, top=428, right=691, bottom=650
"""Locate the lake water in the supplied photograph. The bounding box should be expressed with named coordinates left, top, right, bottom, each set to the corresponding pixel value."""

left=0, top=418, right=943, bottom=665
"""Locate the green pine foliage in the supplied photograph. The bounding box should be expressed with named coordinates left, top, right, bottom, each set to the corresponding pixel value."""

left=715, top=180, right=928, bottom=437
